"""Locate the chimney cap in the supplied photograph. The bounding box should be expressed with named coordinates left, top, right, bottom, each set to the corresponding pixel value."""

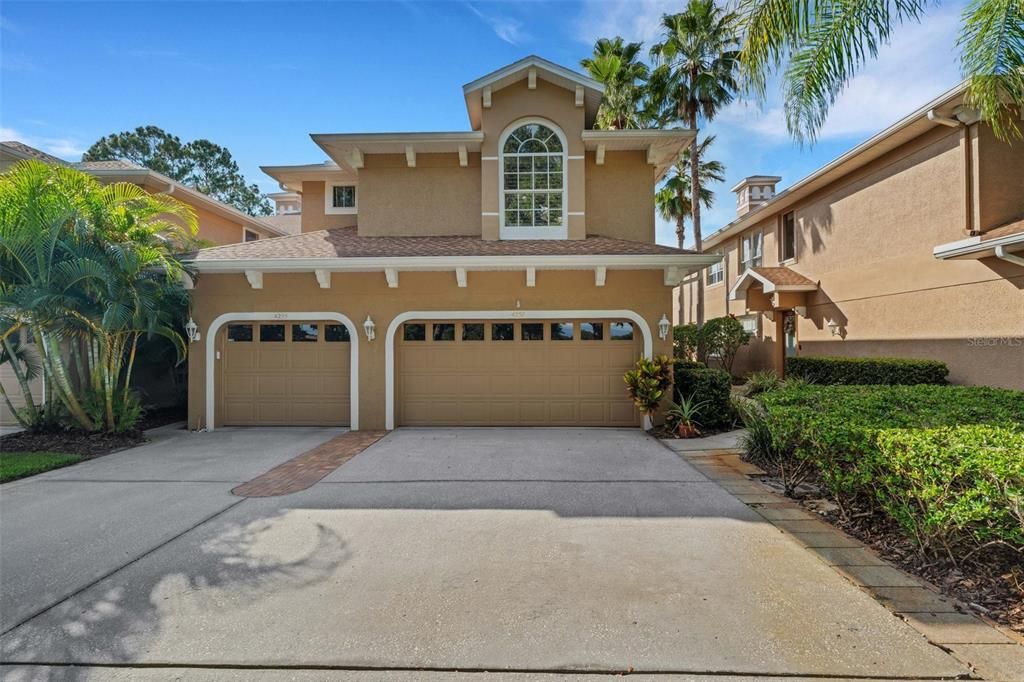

left=730, top=175, right=782, bottom=193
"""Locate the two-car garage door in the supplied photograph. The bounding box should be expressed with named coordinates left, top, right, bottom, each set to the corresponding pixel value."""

left=396, top=319, right=641, bottom=427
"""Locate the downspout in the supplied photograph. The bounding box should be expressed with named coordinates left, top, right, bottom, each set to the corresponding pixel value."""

left=928, top=109, right=975, bottom=236
left=995, top=245, right=1024, bottom=268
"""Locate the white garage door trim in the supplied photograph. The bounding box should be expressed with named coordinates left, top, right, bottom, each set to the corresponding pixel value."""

left=385, top=309, right=653, bottom=430
left=205, top=312, right=359, bottom=431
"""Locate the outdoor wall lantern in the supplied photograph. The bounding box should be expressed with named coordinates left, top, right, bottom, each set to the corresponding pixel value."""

left=185, top=317, right=200, bottom=343
left=658, top=314, right=671, bottom=341
left=363, top=315, right=376, bottom=341
left=826, top=318, right=840, bottom=336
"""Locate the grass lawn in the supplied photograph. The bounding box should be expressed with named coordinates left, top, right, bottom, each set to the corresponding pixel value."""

left=0, top=451, right=82, bottom=483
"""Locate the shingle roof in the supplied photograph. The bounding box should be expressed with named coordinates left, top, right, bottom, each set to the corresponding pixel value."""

left=750, top=266, right=817, bottom=287
left=1, top=141, right=69, bottom=165
left=74, top=159, right=143, bottom=170
left=190, top=226, right=693, bottom=261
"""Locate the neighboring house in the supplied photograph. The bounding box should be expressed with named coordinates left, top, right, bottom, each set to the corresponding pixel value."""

left=0, top=141, right=289, bottom=425
left=678, top=84, right=1024, bottom=389
left=184, top=55, right=718, bottom=431
left=262, top=191, right=303, bottom=235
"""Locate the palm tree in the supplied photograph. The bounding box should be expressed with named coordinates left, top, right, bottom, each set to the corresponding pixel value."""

left=581, top=37, right=652, bottom=129
left=738, top=0, right=1024, bottom=142
left=651, top=0, right=741, bottom=326
left=0, top=160, right=198, bottom=431
left=656, top=136, right=725, bottom=323
left=656, top=136, right=725, bottom=250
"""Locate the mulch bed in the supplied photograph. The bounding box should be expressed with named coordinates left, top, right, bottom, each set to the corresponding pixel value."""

left=757, top=471, right=1024, bottom=636
left=0, top=429, right=146, bottom=459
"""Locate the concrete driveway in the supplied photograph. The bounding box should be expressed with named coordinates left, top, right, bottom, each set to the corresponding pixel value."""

left=0, top=427, right=968, bottom=680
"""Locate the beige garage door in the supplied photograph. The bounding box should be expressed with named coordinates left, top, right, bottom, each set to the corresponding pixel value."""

left=397, top=319, right=641, bottom=426
left=218, top=321, right=351, bottom=426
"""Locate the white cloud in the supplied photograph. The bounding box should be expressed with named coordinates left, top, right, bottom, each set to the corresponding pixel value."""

left=575, top=0, right=677, bottom=46
left=0, top=126, right=87, bottom=160
left=465, top=2, right=527, bottom=45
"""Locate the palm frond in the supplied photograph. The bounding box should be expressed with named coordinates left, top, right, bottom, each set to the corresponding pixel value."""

left=958, top=0, right=1024, bottom=140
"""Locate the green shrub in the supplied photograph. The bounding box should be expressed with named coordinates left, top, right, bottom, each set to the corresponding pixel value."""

left=674, top=365, right=732, bottom=429
left=866, top=425, right=1024, bottom=554
left=624, top=355, right=674, bottom=418
left=702, top=316, right=750, bottom=376
left=746, top=369, right=782, bottom=396
left=749, top=384, right=1024, bottom=556
left=785, top=355, right=949, bottom=385
left=674, top=359, right=706, bottom=369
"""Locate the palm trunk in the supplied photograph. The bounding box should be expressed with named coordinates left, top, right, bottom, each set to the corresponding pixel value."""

left=0, top=335, right=40, bottom=426
left=0, top=379, right=30, bottom=429
left=675, top=214, right=686, bottom=325
left=689, top=111, right=705, bottom=328
left=38, top=327, right=95, bottom=431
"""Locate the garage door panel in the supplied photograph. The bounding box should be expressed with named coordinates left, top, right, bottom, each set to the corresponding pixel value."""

left=397, top=318, right=640, bottom=427
left=219, top=320, right=349, bottom=426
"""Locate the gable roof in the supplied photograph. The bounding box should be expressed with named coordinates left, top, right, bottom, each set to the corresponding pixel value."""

left=728, top=266, right=818, bottom=300
left=74, top=160, right=287, bottom=237
left=704, top=81, right=970, bottom=249
left=1, top=140, right=70, bottom=166
left=462, top=55, right=604, bottom=130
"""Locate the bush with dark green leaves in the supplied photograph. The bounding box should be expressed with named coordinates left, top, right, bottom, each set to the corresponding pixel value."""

left=745, top=384, right=1024, bottom=557
left=674, top=365, right=732, bottom=429
left=785, top=355, right=948, bottom=385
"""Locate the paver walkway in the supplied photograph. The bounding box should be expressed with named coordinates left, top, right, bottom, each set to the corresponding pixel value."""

left=232, top=430, right=386, bottom=497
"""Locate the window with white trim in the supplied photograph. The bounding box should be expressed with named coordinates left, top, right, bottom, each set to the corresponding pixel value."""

left=706, top=253, right=724, bottom=285
left=325, top=182, right=357, bottom=215
left=243, top=228, right=260, bottom=242
left=741, top=231, right=763, bottom=272
left=500, top=121, right=566, bottom=237
left=780, top=211, right=796, bottom=262
left=740, top=314, right=759, bottom=337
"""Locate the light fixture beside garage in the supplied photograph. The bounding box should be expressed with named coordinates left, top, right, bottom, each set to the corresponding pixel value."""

left=185, top=317, right=200, bottom=343
left=363, top=315, right=376, bottom=341
left=658, top=314, right=670, bottom=341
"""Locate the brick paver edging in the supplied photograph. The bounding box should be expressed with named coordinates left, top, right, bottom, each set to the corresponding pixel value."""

left=232, top=431, right=386, bottom=497
left=659, top=437, right=1024, bottom=682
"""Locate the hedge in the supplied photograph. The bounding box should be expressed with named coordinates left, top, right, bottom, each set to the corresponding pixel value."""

left=674, top=365, right=732, bottom=429
left=785, top=356, right=949, bottom=385
left=743, top=384, right=1024, bottom=556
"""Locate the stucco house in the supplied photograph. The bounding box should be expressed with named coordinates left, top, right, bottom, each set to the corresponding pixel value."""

left=678, top=83, right=1024, bottom=389
left=0, top=141, right=288, bottom=425
left=183, top=56, right=719, bottom=431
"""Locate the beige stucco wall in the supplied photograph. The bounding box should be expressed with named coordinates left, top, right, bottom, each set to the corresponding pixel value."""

left=357, top=153, right=482, bottom=236
left=681, top=123, right=1024, bottom=389
left=187, top=269, right=674, bottom=431
left=975, top=124, right=1024, bottom=232
left=300, top=180, right=360, bottom=233
left=585, top=150, right=655, bottom=242
left=189, top=203, right=252, bottom=246
left=479, top=78, right=586, bottom=240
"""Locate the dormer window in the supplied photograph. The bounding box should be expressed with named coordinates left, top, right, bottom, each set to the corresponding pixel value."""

left=500, top=120, right=566, bottom=239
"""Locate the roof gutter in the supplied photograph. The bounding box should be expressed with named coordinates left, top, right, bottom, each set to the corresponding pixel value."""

left=995, top=245, right=1024, bottom=268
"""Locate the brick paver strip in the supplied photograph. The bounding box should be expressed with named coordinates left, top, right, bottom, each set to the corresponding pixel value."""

left=232, top=431, right=386, bottom=497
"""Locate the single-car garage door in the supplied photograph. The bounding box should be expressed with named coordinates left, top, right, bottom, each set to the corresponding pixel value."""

left=397, top=319, right=641, bottom=426
left=218, top=320, right=351, bottom=426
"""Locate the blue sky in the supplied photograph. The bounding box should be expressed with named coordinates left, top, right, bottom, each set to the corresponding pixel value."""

left=1, top=1, right=966, bottom=246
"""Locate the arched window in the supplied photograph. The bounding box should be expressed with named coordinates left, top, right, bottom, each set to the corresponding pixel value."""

left=500, top=121, right=566, bottom=235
